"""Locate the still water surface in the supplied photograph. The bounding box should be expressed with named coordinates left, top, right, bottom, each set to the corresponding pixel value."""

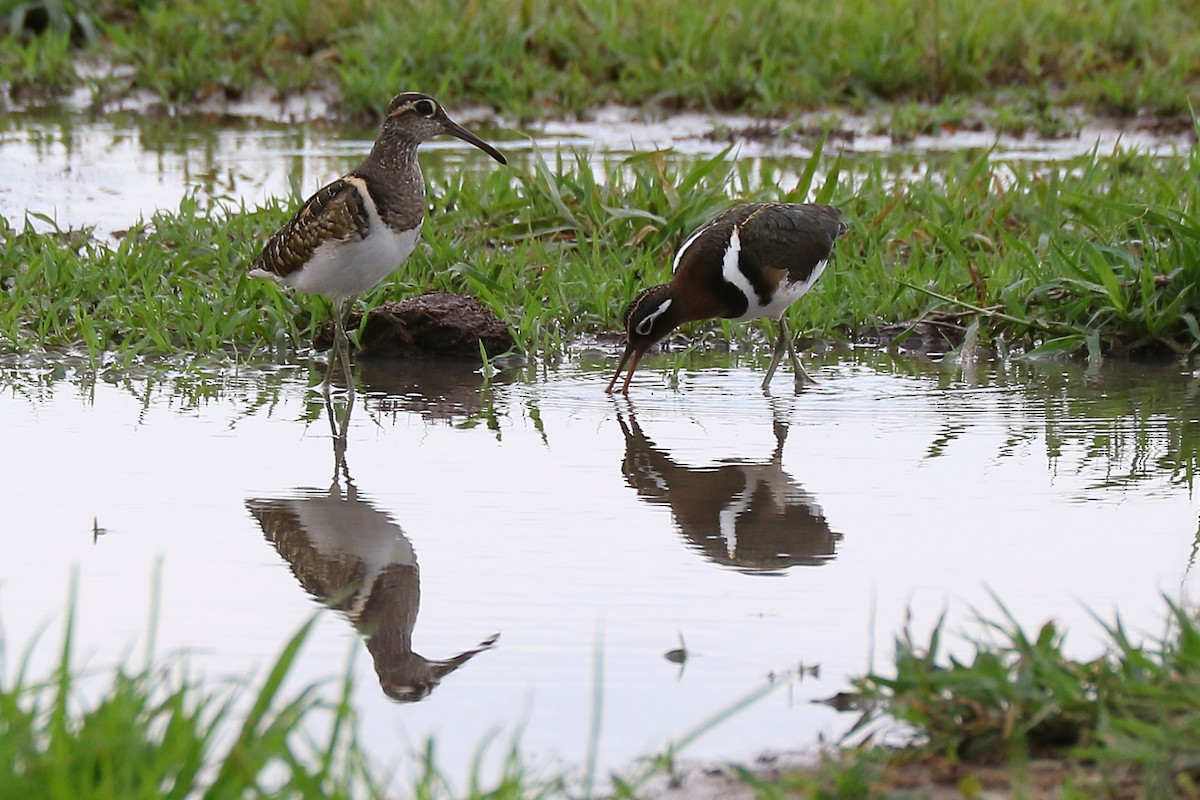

left=2, top=350, right=1198, bottom=782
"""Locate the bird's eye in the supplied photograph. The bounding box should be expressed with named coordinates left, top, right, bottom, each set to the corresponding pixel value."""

left=414, top=99, right=436, bottom=116
left=634, top=298, right=673, bottom=336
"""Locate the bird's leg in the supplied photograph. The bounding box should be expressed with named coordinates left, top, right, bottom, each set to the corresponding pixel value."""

left=763, top=319, right=815, bottom=391
left=783, top=319, right=815, bottom=387
left=761, top=320, right=790, bottom=390
left=322, top=314, right=342, bottom=397
left=328, top=296, right=357, bottom=400
left=343, top=296, right=359, bottom=397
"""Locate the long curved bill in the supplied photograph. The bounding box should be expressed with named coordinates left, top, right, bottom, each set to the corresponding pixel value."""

left=443, top=118, right=507, bottom=165
left=605, top=343, right=645, bottom=395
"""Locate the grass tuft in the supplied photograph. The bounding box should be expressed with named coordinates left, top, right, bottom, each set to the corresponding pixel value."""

left=0, top=585, right=380, bottom=799
left=8, top=580, right=1200, bottom=797
left=844, top=596, right=1200, bottom=797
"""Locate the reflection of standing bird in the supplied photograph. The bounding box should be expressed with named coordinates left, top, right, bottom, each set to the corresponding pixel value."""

left=607, top=203, right=847, bottom=394
left=247, top=482, right=497, bottom=702
left=618, top=411, right=841, bottom=573
left=249, top=92, right=507, bottom=394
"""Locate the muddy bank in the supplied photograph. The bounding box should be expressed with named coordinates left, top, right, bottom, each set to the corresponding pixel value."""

left=314, top=291, right=514, bottom=360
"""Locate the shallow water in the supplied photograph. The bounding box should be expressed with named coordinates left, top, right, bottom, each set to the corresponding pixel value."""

left=1, top=107, right=1192, bottom=234
left=2, top=350, right=1198, bottom=783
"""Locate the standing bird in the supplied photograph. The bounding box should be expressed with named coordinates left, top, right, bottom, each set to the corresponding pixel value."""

left=606, top=202, right=847, bottom=394
left=249, top=92, right=507, bottom=394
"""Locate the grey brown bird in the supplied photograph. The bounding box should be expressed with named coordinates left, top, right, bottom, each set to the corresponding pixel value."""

left=249, top=92, right=507, bottom=394
left=606, top=202, right=847, bottom=394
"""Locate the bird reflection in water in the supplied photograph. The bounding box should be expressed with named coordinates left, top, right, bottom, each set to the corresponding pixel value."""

left=246, top=396, right=497, bottom=701
left=617, top=402, right=842, bottom=573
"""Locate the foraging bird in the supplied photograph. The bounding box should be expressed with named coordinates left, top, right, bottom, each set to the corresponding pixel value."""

left=249, top=92, right=507, bottom=394
left=606, top=202, right=847, bottom=394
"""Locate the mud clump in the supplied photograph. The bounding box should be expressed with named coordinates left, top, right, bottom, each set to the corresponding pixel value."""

left=316, top=292, right=514, bottom=360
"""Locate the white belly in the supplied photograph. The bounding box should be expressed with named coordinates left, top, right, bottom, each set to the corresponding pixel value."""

left=287, top=224, right=421, bottom=301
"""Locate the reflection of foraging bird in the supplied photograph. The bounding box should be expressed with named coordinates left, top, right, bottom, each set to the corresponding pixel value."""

left=607, top=202, right=847, bottom=394
left=617, top=410, right=841, bottom=572
left=249, top=92, right=507, bottom=394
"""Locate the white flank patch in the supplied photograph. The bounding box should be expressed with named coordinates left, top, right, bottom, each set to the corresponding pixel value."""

left=285, top=175, right=421, bottom=302
left=248, top=265, right=282, bottom=283
left=719, top=226, right=759, bottom=311
left=717, top=484, right=754, bottom=559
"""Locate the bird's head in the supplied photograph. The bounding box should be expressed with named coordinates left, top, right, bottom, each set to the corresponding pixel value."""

left=382, top=92, right=507, bottom=165
left=606, top=284, right=679, bottom=394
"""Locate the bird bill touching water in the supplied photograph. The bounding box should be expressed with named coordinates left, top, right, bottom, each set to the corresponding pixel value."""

left=249, top=92, right=507, bottom=396
left=606, top=202, right=848, bottom=395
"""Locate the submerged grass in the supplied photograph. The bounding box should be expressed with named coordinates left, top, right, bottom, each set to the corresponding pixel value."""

left=1, top=140, right=1198, bottom=364
left=2, top=0, right=1199, bottom=120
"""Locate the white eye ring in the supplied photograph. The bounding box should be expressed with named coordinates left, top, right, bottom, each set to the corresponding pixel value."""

left=635, top=298, right=672, bottom=336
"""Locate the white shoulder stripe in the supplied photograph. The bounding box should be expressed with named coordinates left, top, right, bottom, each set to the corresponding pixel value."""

left=341, top=175, right=382, bottom=230
left=719, top=226, right=757, bottom=307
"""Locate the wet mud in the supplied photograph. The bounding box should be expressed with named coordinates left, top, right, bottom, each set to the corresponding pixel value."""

left=314, top=291, right=514, bottom=360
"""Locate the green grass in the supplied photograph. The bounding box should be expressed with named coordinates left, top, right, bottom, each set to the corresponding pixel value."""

left=2, top=0, right=1200, bottom=121
left=1, top=141, right=1198, bottom=365
left=0, top=583, right=381, bottom=799
left=840, top=596, right=1200, bottom=798
left=0, top=580, right=800, bottom=800
left=0, top=199, right=303, bottom=363
left=8, top=581, right=1200, bottom=798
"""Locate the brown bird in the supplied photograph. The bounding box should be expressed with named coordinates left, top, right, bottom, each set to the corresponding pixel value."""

left=607, top=202, right=847, bottom=394
left=249, top=92, right=507, bottom=394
